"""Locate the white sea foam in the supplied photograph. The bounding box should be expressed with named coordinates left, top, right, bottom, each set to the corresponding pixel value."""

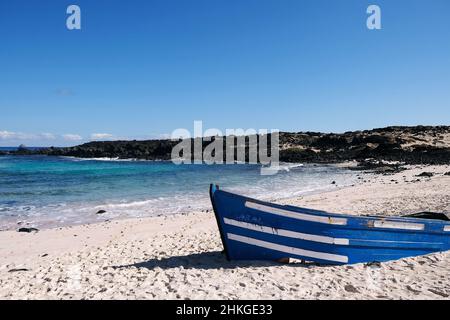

left=0, top=159, right=360, bottom=229
left=93, top=198, right=168, bottom=209
left=62, top=156, right=169, bottom=162
left=63, top=156, right=139, bottom=162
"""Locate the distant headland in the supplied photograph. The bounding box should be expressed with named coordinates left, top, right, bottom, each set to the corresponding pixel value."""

left=3, top=126, right=450, bottom=168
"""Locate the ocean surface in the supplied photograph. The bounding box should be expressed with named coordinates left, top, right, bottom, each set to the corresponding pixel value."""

left=0, top=147, right=45, bottom=151
left=0, top=155, right=359, bottom=229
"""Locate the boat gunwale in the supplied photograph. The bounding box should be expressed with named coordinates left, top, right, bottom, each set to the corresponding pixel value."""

left=215, top=188, right=450, bottom=229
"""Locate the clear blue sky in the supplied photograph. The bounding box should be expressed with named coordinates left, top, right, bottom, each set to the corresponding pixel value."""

left=1, top=0, right=449, bottom=146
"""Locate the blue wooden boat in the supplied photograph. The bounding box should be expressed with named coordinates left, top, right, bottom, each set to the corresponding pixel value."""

left=209, top=184, right=450, bottom=265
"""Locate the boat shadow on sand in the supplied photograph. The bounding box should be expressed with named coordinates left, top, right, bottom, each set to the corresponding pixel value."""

left=112, top=251, right=326, bottom=271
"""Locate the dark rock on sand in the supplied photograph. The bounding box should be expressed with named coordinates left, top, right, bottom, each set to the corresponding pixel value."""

left=365, top=261, right=382, bottom=268
left=444, top=172, right=450, bottom=176
left=8, top=268, right=30, bottom=272
left=406, top=285, right=421, bottom=294
left=417, top=172, right=434, bottom=178
left=428, top=288, right=449, bottom=298
left=344, top=284, right=359, bottom=293
left=18, top=227, right=39, bottom=233
left=350, top=160, right=404, bottom=174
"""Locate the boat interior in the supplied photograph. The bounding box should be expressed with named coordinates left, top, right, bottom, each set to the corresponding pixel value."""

left=402, top=212, right=450, bottom=221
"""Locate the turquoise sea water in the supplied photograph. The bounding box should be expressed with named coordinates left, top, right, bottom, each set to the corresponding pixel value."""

left=0, top=155, right=359, bottom=229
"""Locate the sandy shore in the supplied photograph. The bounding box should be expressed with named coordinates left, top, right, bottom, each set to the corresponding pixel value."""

left=1, top=164, right=450, bottom=299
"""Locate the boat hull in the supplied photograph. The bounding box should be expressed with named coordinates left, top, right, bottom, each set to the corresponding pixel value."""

left=209, top=184, right=450, bottom=265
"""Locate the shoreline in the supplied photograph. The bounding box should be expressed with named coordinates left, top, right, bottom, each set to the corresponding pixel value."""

left=1, top=164, right=450, bottom=299
left=6, top=126, right=450, bottom=165
left=0, top=160, right=360, bottom=232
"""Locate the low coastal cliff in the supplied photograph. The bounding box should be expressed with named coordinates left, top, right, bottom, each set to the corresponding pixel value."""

left=5, top=126, right=450, bottom=165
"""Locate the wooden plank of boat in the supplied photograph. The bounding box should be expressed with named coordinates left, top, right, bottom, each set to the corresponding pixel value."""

left=209, top=184, right=450, bottom=265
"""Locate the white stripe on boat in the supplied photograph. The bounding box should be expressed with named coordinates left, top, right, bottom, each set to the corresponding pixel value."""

left=444, top=225, right=450, bottom=232
left=227, top=233, right=349, bottom=263
left=245, top=201, right=347, bottom=226
left=373, top=220, right=424, bottom=231
left=223, top=218, right=349, bottom=245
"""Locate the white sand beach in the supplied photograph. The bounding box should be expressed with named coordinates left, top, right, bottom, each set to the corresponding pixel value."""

left=1, top=164, right=450, bottom=300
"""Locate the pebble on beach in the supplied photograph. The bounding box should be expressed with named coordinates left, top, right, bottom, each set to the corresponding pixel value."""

left=17, top=227, right=39, bottom=233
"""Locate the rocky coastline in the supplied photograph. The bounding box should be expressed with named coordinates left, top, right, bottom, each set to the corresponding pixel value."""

left=3, top=126, right=450, bottom=168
